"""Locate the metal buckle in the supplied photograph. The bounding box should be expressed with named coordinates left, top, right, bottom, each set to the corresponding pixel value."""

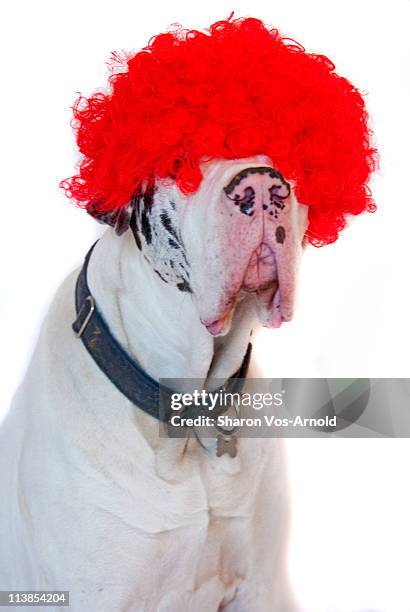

left=74, top=295, right=95, bottom=338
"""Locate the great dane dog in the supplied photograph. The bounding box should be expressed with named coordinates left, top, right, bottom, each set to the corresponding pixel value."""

left=0, top=155, right=308, bottom=611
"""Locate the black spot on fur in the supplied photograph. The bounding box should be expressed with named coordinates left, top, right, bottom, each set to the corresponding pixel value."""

left=180, top=249, right=189, bottom=267
left=130, top=208, right=142, bottom=250
left=276, top=226, right=286, bottom=244
left=154, top=269, right=168, bottom=283
left=144, top=193, right=153, bottom=210
left=178, top=261, right=190, bottom=278
left=143, top=181, right=156, bottom=210
left=115, top=206, right=132, bottom=236
left=141, top=209, right=152, bottom=244
left=87, top=201, right=118, bottom=227
left=160, top=211, right=180, bottom=242
left=177, top=279, right=193, bottom=293
left=168, top=238, right=180, bottom=249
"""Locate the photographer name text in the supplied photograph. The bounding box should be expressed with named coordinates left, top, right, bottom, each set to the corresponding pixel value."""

left=169, top=414, right=337, bottom=428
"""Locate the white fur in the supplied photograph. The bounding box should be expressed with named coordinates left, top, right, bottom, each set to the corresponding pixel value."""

left=0, top=157, right=307, bottom=611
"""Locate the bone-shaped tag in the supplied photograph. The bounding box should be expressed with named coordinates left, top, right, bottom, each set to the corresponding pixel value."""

left=216, top=435, right=238, bottom=458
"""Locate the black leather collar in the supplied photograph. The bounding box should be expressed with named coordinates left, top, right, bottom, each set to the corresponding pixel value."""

left=72, top=242, right=252, bottom=422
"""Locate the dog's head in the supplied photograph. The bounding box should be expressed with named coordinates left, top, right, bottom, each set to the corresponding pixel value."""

left=62, top=16, right=377, bottom=336
left=88, top=156, right=308, bottom=336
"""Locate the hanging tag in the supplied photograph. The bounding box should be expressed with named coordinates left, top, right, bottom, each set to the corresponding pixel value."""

left=216, top=434, right=238, bottom=458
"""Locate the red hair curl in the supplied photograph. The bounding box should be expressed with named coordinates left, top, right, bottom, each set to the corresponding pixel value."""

left=60, top=16, right=378, bottom=246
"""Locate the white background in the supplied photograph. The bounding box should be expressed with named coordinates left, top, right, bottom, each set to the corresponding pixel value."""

left=1, top=1, right=410, bottom=610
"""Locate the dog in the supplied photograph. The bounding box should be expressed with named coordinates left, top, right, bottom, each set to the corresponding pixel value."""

left=0, top=156, right=308, bottom=611
left=0, top=13, right=377, bottom=609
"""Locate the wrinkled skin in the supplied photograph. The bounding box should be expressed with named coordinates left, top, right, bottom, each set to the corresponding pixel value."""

left=114, top=156, right=308, bottom=339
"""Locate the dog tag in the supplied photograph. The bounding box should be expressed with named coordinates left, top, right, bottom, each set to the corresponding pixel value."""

left=216, top=434, right=237, bottom=458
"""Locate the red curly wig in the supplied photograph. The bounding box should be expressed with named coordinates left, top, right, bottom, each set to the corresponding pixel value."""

left=61, top=15, right=377, bottom=246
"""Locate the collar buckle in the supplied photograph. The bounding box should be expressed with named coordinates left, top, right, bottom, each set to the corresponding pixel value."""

left=74, top=295, right=95, bottom=338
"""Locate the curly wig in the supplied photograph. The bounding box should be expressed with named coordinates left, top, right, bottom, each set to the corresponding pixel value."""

left=61, top=15, right=377, bottom=246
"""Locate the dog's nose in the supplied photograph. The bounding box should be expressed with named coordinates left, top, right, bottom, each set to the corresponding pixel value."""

left=223, top=166, right=290, bottom=217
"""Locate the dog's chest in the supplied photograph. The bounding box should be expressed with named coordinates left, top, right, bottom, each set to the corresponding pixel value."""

left=109, top=436, right=271, bottom=602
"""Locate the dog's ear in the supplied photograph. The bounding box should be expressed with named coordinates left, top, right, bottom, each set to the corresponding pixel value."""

left=113, top=204, right=135, bottom=236
left=87, top=200, right=134, bottom=236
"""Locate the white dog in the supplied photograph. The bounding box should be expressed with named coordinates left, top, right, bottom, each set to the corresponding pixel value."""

left=0, top=155, right=308, bottom=611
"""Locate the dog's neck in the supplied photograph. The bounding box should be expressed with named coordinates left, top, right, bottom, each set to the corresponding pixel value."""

left=87, top=230, right=255, bottom=387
